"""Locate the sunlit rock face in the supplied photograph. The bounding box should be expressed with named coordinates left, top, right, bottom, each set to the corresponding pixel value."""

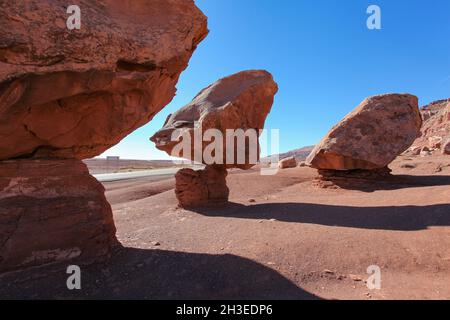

left=150, top=70, right=277, bottom=208
left=306, top=94, right=422, bottom=171
left=0, top=0, right=208, bottom=160
left=0, top=0, right=208, bottom=272
left=151, top=70, right=278, bottom=170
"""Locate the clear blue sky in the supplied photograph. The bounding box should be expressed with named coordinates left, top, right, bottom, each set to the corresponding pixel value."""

left=101, top=0, right=450, bottom=160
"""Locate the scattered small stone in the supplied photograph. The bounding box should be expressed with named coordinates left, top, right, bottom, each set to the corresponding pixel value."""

left=151, top=241, right=161, bottom=247
left=278, top=156, right=297, bottom=169
left=249, top=199, right=256, bottom=203
left=323, top=269, right=335, bottom=275
left=269, top=218, right=277, bottom=222
left=349, top=274, right=363, bottom=282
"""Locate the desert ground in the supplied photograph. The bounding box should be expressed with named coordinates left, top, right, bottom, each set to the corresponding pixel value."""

left=1, top=154, right=448, bottom=300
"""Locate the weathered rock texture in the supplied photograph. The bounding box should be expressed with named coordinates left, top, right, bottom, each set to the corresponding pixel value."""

left=0, top=159, right=116, bottom=272
left=0, top=0, right=208, bottom=160
left=443, top=139, right=450, bottom=155
left=151, top=70, right=278, bottom=170
left=0, top=0, right=208, bottom=272
left=151, top=70, right=277, bottom=207
left=175, top=165, right=229, bottom=208
left=306, top=94, right=422, bottom=171
left=278, top=156, right=297, bottom=169
left=408, top=99, right=450, bottom=156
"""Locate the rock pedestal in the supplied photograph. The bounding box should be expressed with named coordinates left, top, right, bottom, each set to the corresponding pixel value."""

left=175, top=165, right=229, bottom=208
left=0, top=159, right=117, bottom=273
left=313, top=167, right=397, bottom=190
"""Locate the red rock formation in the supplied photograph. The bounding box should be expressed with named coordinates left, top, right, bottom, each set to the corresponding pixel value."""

left=0, top=0, right=208, bottom=272
left=306, top=94, right=422, bottom=171
left=175, top=165, right=229, bottom=208
left=0, top=0, right=208, bottom=160
left=151, top=70, right=278, bottom=170
left=151, top=70, right=278, bottom=207
left=442, top=139, right=450, bottom=155
left=0, top=159, right=116, bottom=272
left=408, top=99, right=450, bottom=155
left=278, top=156, right=297, bottom=169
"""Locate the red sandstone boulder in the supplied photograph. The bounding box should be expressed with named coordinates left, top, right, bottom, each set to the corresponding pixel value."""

left=306, top=94, right=422, bottom=170
left=151, top=70, right=277, bottom=207
left=151, top=70, right=278, bottom=170
left=278, top=157, right=297, bottom=169
left=0, top=159, right=116, bottom=272
left=0, top=0, right=208, bottom=272
left=0, top=0, right=208, bottom=160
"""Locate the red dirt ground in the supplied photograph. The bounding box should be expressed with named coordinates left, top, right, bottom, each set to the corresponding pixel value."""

left=1, top=155, right=449, bottom=299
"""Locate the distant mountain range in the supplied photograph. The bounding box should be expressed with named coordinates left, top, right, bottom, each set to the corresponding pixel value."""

left=262, top=145, right=315, bottom=162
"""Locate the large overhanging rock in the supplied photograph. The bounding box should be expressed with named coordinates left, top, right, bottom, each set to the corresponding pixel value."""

left=151, top=70, right=278, bottom=170
left=0, top=0, right=208, bottom=272
left=306, top=94, right=422, bottom=171
left=0, top=0, right=208, bottom=160
left=151, top=70, right=278, bottom=207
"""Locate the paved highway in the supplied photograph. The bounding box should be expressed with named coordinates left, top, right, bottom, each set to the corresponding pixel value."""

left=93, top=168, right=181, bottom=183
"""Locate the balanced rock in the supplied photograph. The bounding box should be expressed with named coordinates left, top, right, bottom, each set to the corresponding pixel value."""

left=278, top=157, right=297, bottom=169
left=0, top=159, right=116, bottom=272
left=151, top=70, right=278, bottom=207
left=306, top=94, right=422, bottom=171
left=175, top=165, right=229, bottom=208
left=0, top=0, right=207, bottom=272
left=151, top=70, right=278, bottom=170
left=0, top=0, right=208, bottom=160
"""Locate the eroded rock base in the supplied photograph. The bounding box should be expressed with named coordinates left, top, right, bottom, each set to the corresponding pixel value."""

left=313, top=167, right=394, bottom=189
left=0, top=159, right=117, bottom=273
left=175, top=165, right=229, bottom=208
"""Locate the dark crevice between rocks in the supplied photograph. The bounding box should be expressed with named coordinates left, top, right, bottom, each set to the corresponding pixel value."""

left=116, top=59, right=157, bottom=73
